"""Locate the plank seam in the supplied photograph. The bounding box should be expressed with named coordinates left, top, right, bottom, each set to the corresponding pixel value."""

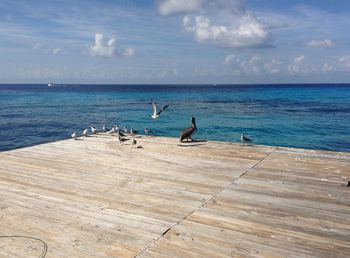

left=133, top=147, right=277, bottom=257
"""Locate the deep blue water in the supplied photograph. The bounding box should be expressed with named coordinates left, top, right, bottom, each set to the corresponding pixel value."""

left=0, top=84, right=349, bottom=152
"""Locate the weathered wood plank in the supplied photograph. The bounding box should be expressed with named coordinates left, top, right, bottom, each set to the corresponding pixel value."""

left=0, top=135, right=349, bottom=257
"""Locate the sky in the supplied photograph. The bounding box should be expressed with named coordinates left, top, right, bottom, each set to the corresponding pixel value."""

left=1, top=0, right=350, bottom=84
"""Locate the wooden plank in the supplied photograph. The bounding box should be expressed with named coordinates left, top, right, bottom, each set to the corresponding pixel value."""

left=0, top=135, right=349, bottom=257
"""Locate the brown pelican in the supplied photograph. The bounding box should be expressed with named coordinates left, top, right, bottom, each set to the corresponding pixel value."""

left=180, top=117, right=197, bottom=142
left=240, top=134, right=252, bottom=144
left=151, top=99, right=169, bottom=119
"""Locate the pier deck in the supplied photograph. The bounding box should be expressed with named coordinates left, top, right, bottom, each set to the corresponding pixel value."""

left=0, top=135, right=349, bottom=257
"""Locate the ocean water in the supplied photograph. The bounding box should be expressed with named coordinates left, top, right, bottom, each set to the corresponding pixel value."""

left=0, top=84, right=349, bottom=152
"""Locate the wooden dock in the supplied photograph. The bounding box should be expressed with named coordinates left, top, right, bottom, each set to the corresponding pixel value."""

left=0, top=134, right=349, bottom=257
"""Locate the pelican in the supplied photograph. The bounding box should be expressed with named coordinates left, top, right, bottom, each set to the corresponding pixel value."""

left=91, top=126, right=98, bottom=134
left=240, top=134, right=252, bottom=144
left=180, top=117, right=197, bottom=142
left=71, top=131, right=77, bottom=140
left=82, top=128, right=89, bottom=137
left=131, top=137, right=137, bottom=148
left=151, top=99, right=169, bottom=119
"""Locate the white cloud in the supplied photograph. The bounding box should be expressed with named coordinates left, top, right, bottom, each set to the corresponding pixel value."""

left=223, top=54, right=282, bottom=75
left=157, top=0, right=202, bottom=16
left=183, top=14, right=269, bottom=48
left=33, top=44, right=41, bottom=50
left=322, top=62, right=334, bottom=72
left=122, top=47, right=135, bottom=57
left=338, top=55, right=350, bottom=71
left=264, top=59, right=282, bottom=74
left=223, top=54, right=237, bottom=65
left=287, top=55, right=317, bottom=75
left=52, top=48, right=61, bottom=55
left=158, top=0, right=270, bottom=48
left=307, top=39, right=334, bottom=48
left=89, top=33, right=116, bottom=57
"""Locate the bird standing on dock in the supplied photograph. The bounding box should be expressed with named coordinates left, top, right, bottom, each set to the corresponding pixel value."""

left=129, top=128, right=138, bottom=136
left=144, top=128, right=152, bottom=135
left=102, top=125, right=109, bottom=132
left=131, top=137, right=137, bottom=148
left=91, top=126, right=98, bottom=134
left=71, top=131, right=77, bottom=140
left=82, top=128, right=89, bottom=137
left=151, top=99, right=169, bottom=119
left=106, top=126, right=116, bottom=134
left=240, top=134, right=252, bottom=144
left=180, top=117, right=197, bottom=142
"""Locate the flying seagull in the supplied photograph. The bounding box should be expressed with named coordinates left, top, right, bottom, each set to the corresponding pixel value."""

left=71, top=131, right=77, bottom=140
left=151, top=99, right=169, bottom=119
left=180, top=117, right=197, bottom=142
left=240, top=134, right=252, bottom=144
left=82, top=128, right=89, bottom=137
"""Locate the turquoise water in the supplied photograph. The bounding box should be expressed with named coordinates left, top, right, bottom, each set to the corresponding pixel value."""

left=0, top=84, right=349, bottom=152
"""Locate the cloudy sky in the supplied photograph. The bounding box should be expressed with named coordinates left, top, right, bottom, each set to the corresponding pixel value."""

left=1, top=0, right=350, bottom=84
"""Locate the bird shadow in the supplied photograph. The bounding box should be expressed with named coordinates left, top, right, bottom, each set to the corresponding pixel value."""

left=177, top=139, right=207, bottom=147
left=180, top=139, right=207, bottom=143
left=178, top=143, right=207, bottom=147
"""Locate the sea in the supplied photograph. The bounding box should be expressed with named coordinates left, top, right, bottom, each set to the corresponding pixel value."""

left=0, top=84, right=349, bottom=152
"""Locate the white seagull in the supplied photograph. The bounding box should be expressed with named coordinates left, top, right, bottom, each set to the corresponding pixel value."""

left=240, top=133, right=252, bottom=144
left=82, top=128, right=89, bottom=137
left=71, top=131, right=77, bottom=140
left=151, top=99, right=169, bottom=119
left=107, top=126, right=116, bottom=134
left=144, top=128, right=152, bottom=135
left=91, top=126, right=98, bottom=134
left=131, top=137, right=137, bottom=148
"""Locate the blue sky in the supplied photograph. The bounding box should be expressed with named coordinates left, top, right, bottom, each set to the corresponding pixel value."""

left=1, top=0, right=350, bottom=84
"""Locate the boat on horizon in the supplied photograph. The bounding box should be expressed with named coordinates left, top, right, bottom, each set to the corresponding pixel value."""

left=48, top=82, right=54, bottom=87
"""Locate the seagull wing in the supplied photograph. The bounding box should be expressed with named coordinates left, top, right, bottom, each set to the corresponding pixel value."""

left=157, top=104, right=169, bottom=115
left=151, top=100, right=157, bottom=116
left=244, top=135, right=252, bottom=142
